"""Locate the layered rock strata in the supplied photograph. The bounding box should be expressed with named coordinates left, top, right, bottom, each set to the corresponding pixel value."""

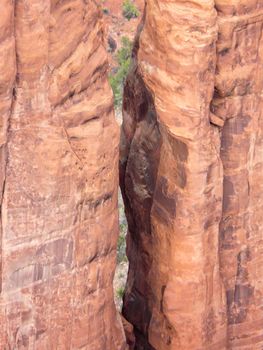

left=0, top=1, right=125, bottom=349
left=215, top=1, right=263, bottom=348
left=120, top=1, right=263, bottom=349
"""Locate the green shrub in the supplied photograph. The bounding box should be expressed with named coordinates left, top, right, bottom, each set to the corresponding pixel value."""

left=109, top=36, right=133, bottom=107
left=117, top=287, right=125, bottom=299
left=117, top=230, right=127, bottom=263
left=122, top=0, right=140, bottom=20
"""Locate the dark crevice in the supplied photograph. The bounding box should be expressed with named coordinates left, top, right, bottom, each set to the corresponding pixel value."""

left=119, top=13, right=163, bottom=344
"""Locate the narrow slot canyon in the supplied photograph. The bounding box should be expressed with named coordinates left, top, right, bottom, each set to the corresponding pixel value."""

left=0, top=1, right=263, bottom=350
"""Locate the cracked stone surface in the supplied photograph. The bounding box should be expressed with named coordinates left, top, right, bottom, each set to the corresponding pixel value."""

left=0, top=1, right=125, bottom=349
left=1, top=1, right=263, bottom=349
left=120, top=1, right=263, bottom=349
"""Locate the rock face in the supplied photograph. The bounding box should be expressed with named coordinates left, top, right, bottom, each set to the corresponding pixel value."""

left=0, top=1, right=125, bottom=349
left=120, top=1, right=263, bottom=349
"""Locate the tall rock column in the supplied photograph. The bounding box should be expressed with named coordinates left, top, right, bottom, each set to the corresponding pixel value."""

left=121, top=0, right=263, bottom=349
left=214, top=1, right=263, bottom=348
left=120, top=1, right=227, bottom=349
left=0, top=1, right=125, bottom=349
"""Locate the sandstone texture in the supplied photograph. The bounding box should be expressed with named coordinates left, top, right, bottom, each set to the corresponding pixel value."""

left=120, top=1, right=263, bottom=349
left=0, top=1, right=125, bottom=349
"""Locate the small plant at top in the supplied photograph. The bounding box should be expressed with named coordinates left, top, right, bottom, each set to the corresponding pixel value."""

left=102, top=7, right=110, bottom=15
left=109, top=36, right=133, bottom=107
left=122, top=0, right=140, bottom=20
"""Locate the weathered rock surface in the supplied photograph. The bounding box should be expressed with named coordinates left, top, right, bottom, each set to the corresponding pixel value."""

left=120, top=1, right=263, bottom=349
left=215, top=2, right=263, bottom=348
left=0, top=1, right=125, bottom=349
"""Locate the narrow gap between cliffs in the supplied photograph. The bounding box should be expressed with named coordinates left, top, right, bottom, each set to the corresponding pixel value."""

left=101, top=0, right=144, bottom=312
left=114, top=190, right=129, bottom=311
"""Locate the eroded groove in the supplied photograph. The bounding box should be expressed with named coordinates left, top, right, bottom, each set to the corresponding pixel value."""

left=120, top=64, right=162, bottom=349
left=0, top=0, right=17, bottom=297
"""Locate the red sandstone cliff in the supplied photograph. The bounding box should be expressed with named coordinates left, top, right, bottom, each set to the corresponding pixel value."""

left=1, top=1, right=263, bottom=349
left=121, top=1, right=263, bottom=349
left=0, top=1, right=125, bottom=348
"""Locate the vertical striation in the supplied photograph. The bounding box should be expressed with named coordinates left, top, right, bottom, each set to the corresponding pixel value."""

left=121, top=1, right=227, bottom=349
left=0, top=0, right=125, bottom=349
left=215, top=1, right=263, bottom=348
left=121, top=0, right=263, bottom=349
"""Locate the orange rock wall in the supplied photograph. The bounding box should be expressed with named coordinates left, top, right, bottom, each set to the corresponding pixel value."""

left=121, top=1, right=263, bottom=349
left=216, top=1, right=263, bottom=348
left=1, top=1, right=263, bottom=349
left=0, top=1, right=125, bottom=349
